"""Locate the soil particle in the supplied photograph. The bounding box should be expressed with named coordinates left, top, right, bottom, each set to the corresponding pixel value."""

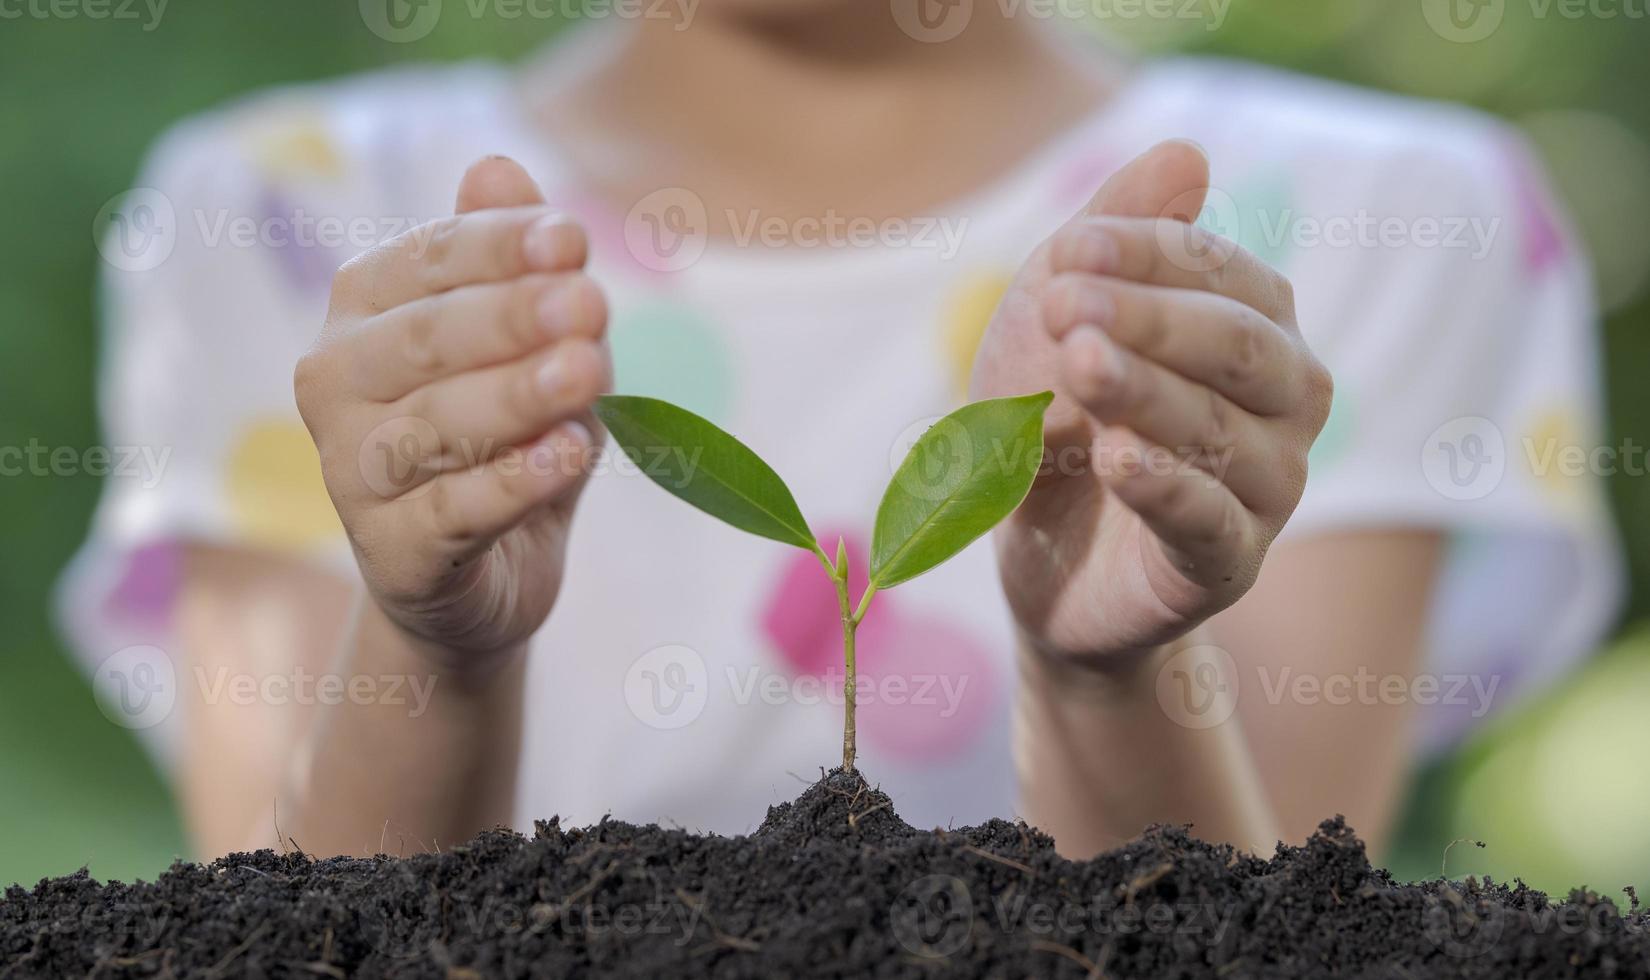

left=4, top=770, right=1647, bottom=978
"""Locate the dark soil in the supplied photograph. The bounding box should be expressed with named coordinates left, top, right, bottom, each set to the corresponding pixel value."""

left=4, top=770, right=1647, bottom=978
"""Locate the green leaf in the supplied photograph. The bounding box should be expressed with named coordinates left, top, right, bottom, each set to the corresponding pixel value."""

left=870, top=392, right=1054, bottom=589
left=595, top=394, right=816, bottom=551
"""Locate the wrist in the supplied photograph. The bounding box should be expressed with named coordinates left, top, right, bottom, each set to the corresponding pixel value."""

left=1016, top=624, right=1211, bottom=703
left=356, top=596, right=528, bottom=693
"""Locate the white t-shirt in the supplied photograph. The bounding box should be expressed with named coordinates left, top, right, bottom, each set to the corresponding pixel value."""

left=61, top=48, right=1622, bottom=835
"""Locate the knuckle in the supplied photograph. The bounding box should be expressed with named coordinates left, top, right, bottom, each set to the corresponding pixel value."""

left=556, top=339, right=611, bottom=400
left=423, top=477, right=468, bottom=542
left=1204, top=388, right=1236, bottom=451
left=415, top=216, right=464, bottom=290
left=400, top=305, right=444, bottom=377
left=1221, top=308, right=1269, bottom=388
left=1040, top=273, right=1086, bottom=331
left=1303, top=355, right=1335, bottom=426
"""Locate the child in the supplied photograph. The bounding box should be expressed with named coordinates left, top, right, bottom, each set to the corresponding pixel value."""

left=65, top=4, right=1619, bottom=861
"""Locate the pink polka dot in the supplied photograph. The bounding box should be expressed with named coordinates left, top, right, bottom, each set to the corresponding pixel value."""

left=545, top=189, right=671, bottom=285
left=857, top=611, right=999, bottom=763
left=758, top=527, right=890, bottom=678
left=103, top=539, right=181, bottom=631
left=1053, top=151, right=1121, bottom=210
left=1503, top=143, right=1566, bottom=276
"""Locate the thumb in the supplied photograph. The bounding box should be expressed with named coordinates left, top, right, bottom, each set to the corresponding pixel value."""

left=1079, top=138, right=1210, bottom=223
left=454, top=155, right=546, bottom=214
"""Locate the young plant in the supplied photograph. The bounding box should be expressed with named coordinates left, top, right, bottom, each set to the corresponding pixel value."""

left=593, top=391, right=1054, bottom=772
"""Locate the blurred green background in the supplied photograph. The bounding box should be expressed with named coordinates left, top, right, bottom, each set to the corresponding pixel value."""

left=2, top=0, right=1647, bottom=896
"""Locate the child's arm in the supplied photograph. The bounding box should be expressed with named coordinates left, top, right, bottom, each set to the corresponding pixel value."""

left=973, top=141, right=1336, bottom=855
left=182, top=157, right=608, bottom=858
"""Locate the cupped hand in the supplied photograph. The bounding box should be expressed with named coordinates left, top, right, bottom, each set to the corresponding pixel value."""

left=295, top=157, right=611, bottom=665
left=972, top=140, right=1333, bottom=663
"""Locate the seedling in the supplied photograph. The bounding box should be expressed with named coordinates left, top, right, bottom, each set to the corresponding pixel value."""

left=594, top=391, right=1054, bottom=771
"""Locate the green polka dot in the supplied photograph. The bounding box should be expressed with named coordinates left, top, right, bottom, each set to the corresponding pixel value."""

left=608, top=300, right=734, bottom=423
left=1308, top=391, right=1354, bottom=471
left=1201, top=172, right=1295, bottom=269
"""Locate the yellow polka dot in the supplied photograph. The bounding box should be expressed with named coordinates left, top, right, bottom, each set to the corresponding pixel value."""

left=941, top=271, right=1013, bottom=396
left=224, top=420, right=342, bottom=550
left=241, top=114, right=343, bottom=181
left=1524, top=406, right=1589, bottom=509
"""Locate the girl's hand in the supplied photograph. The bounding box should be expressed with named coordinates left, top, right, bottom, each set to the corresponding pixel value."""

left=972, top=141, right=1333, bottom=665
left=295, top=157, right=610, bottom=666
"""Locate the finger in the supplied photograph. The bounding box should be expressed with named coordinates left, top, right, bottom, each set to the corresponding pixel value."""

left=1079, top=138, right=1210, bottom=223
left=456, top=156, right=546, bottom=214
left=1048, top=217, right=1294, bottom=325
left=344, top=272, right=607, bottom=402
left=418, top=420, right=595, bottom=553
left=333, top=207, right=588, bottom=315
left=1042, top=272, right=1300, bottom=416
left=1093, top=425, right=1262, bottom=593
left=401, top=338, right=609, bottom=478
left=1060, top=326, right=1277, bottom=507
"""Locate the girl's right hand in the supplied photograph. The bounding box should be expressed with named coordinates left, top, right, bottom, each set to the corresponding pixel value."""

left=295, top=157, right=610, bottom=667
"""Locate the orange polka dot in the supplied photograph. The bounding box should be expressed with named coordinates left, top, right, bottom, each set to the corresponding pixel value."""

left=224, top=420, right=342, bottom=550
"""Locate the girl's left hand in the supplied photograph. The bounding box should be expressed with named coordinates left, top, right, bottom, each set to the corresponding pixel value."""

left=972, top=140, right=1334, bottom=665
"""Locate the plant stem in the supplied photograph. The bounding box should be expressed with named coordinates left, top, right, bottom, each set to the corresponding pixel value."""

left=814, top=542, right=879, bottom=773
left=835, top=570, right=857, bottom=772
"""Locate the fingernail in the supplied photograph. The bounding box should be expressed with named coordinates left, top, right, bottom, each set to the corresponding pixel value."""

left=523, top=214, right=574, bottom=270
left=536, top=281, right=584, bottom=337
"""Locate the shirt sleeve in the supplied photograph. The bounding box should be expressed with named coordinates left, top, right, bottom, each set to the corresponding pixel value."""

left=1277, top=125, right=1624, bottom=751
left=55, top=109, right=356, bottom=760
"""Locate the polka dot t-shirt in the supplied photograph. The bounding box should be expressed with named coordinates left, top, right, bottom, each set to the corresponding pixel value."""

left=61, top=53, right=1621, bottom=834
